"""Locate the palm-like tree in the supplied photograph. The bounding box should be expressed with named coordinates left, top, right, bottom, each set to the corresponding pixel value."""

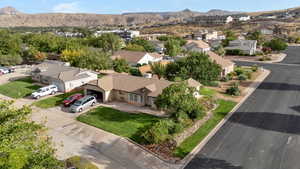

left=150, top=62, right=166, bottom=79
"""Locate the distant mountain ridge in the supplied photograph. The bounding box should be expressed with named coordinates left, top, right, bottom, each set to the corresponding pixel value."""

left=0, top=6, right=298, bottom=27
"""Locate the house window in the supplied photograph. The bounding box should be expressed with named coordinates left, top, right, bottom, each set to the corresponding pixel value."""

left=129, top=93, right=142, bottom=103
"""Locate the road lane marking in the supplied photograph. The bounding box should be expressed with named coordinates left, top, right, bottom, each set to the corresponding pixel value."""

left=287, top=136, right=292, bottom=145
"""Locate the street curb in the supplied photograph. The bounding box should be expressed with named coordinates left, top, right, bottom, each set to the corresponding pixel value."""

left=179, top=69, right=271, bottom=169
left=231, top=53, right=286, bottom=64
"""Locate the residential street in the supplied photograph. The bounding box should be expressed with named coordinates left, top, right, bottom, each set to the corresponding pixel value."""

left=185, top=46, right=300, bottom=169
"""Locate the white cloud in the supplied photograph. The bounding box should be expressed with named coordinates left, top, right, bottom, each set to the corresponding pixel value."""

left=52, top=2, right=81, bottom=13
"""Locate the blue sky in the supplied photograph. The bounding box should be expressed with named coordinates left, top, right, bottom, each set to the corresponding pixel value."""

left=0, top=0, right=300, bottom=14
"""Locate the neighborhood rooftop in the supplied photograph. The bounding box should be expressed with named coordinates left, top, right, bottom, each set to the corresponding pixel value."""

left=111, top=50, right=162, bottom=63
left=88, top=74, right=201, bottom=97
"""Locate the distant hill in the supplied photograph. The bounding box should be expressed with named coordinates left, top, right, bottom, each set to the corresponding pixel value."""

left=0, top=6, right=297, bottom=28
left=0, top=6, right=22, bottom=15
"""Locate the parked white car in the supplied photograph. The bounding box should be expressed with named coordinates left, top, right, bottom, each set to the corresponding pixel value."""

left=0, top=67, right=9, bottom=74
left=31, top=85, right=58, bottom=99
left=70, top=95, right=97, bottom=113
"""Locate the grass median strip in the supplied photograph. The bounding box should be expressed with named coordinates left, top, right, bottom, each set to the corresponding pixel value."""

left=173, top=99, right=237, bottom=158
left=0, top=78, right=40, bottom=99
left=34, top=91, right=83, bottom=109
left=77, top=107, right=160, bottom=142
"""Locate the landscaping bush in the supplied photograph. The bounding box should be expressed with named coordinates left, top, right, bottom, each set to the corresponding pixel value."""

left=227, top=72, right=236, bottom=80
left=142, top=119, right=175, bottom=144
left=129, top=68, right=142, bottom=76
left=238, top=74, right=248, bottom=81
left=264, top=38, right=288, bottom=51
left=259, top=56, right=272, bottom=61
left=220, top=76, right=230, bottom=82
left=225, top=49, right=244, bottom=55
left=251, top=64, right=258, bottom=72
left=226, top=83, right=241, bottom=96
left=66, top=156, right=98, bottom=169
left=234, top=67, right=245, bottom=76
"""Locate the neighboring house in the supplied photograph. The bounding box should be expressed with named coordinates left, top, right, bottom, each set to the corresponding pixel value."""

left=139, top=33, right=168, bottom=41
left=94, top=30, right=140, bottom=40
left=183, top=40, right=211, bottom=53
left=207, top=51, right=235, bottom=77
left=150, top=40, right=165, bottom=54
left=111, top=50, right=163, bottom=66
left=225, top=40, right=257, bottom=55
left=192, top=30, right=218, bottom=41
left=31, top=60, right=98, bottom=93
left=261, top=28, right=274, bottom=35
left=188, top=15, right=233, bottom=26
left=84, top=74, right=202, bottom=109
left=232, top=14, right=251, bottom=21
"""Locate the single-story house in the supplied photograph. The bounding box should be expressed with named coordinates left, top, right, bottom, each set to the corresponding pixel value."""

left=260, top=28, right=274, bottom=35
left=150, top=40, right=165, bottom=54
left=225, top=40, right=257, bottom=55
left=207, top=51, right=235, bottom=77
left=183, top=40, right=211, bottom=53
left=31, top=60, right=98, bottom=92
left=84, top=74, right=202, bottom=109
left=111, top=50, right=163, bottom=66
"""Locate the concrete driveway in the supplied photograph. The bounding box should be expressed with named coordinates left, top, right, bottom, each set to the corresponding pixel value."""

left=185, top=47, right=300, bottom=169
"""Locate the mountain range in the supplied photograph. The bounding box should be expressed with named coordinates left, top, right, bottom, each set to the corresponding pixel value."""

left=0, top=6, right=298, bottom=27
left=0, top=6, right=243, bottom=27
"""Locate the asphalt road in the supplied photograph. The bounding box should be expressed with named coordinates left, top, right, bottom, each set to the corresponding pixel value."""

left=185, top=46, right=300, bottom=169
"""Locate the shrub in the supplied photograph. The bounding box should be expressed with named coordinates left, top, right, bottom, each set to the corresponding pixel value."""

left=66, top=156, right=98, bottom=169
left=238, top=74, right=248, bottom=81
left=259, top=56, right=271, bottom=61
left=221, top=76, right=230, bottom=82
left=129, top=68, right=142, bottom=76
left=142, top=119, right=175, bottom=144
left=264, top=38, right=287, bottom=51
left=226, top=49, right=244, bottom=55
left=226, top=83, right=241, bottom=96
left=234, top=67, right=245, bottom=76
left=251, top=64, right=258, bottom=72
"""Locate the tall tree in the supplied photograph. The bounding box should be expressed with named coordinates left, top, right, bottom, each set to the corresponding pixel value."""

left=165, top=39, right=181, bottom=57
left=247, top=31, right=264, bottom=46
left=0, top=101, right=63, bottom=169
left=150, top=62, right=166, bottom=79
left=113, top=58, right=130, bottom=73
left=98, top=33, right=123, bottom=54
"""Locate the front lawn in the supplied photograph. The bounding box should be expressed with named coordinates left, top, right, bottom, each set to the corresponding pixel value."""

left=33, top=91, right=83, bottom=109
left=173, top=99, right=237, bottom=158
left=200, top=87, right=217, bottom=97
left=0, top=78, right=40, bottom=99
left=77, top=107, right=160, bottom=142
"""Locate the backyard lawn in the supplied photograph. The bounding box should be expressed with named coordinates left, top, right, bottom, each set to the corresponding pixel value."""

left=173, top=99, right=237, bottom=158
left=33, top=91, right=83, bottom=109
left=77, top=107, right=160, bottom=142
left=0, top=78, right=40, bottom=99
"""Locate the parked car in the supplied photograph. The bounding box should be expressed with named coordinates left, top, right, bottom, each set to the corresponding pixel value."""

left=70, top=95, right=96, bottom=113
left=0, top=67, right=9, bottom=74
left=31, top=85, right=58, bottom=99
left=63, top=93, right=84, bottom=107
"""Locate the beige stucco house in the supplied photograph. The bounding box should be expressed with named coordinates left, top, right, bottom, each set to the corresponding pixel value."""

left=84, top=74, right=202, bottom=109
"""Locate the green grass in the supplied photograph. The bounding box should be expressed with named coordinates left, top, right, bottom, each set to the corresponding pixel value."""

left=173, top=99, right=237, bottom=158
left=77, top=107, right=160, bottom=142
left=33, top=91, right=83, bottom=109
left=0, top=78, right=40, bottom=99
left=200, top=87, right=217, bottom=97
